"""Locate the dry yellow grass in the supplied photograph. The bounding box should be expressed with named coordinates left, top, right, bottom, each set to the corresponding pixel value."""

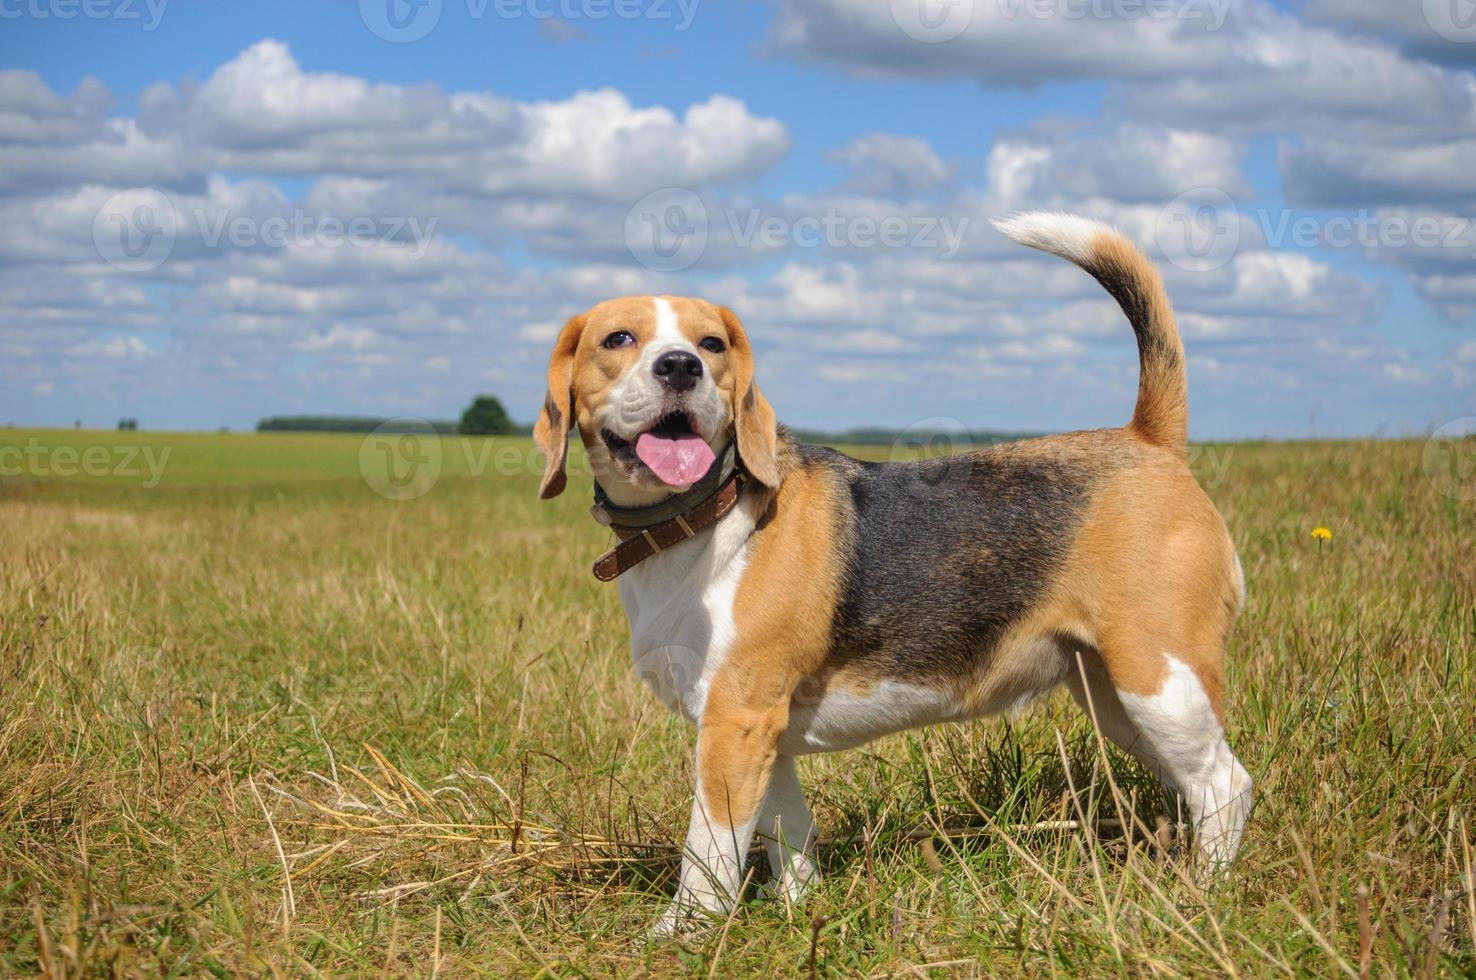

left=1, top=429, right=1473, bottom=975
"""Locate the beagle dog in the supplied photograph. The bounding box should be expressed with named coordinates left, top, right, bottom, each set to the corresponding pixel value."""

left=533, top=212, right=1252, bottom=934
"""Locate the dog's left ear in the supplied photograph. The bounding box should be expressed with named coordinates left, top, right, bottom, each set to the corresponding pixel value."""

left=718, top=306, right=780, bottom=489
left=532, top=314, right=586, bottom=499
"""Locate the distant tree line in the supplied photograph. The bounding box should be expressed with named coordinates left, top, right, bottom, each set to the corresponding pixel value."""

left=257, top=415, right=459, bottom=434
left=257, top=396, right=529, bottom=436
left=253, top=397, right=1031, bottom=445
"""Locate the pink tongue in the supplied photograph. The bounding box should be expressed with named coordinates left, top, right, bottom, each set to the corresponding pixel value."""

left=635, top=431, right=716, bottom=487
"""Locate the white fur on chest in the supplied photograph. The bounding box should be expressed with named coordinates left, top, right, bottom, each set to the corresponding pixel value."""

left=619, top=495, right=759, bottom=722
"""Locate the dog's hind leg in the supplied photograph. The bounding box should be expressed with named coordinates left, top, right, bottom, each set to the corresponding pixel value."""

left=1068, top=645, right=1252, bottom=873
left=756, top=755, right=818, bottom=903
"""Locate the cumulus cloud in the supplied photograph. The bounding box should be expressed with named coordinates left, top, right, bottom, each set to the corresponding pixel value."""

left=4, top=40, right=790, bottom=202
left=984, top=122, right=1250, bottom=203
left=137, top=41, right=787, bottom=198
left=0, top=29, right=1464, bottom=437
left=826, top=133, right=955, bottom=195
left=769, top=0, right=1476, bottom=144
left=1303, top=0, right=1476, bottom=67
left=1281, top=138, right=1476, bottom=209
left=766, top=0, right=1215, bottom=86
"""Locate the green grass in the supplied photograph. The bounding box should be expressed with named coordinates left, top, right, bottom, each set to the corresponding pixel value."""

left=1, top=428, right=1472, bottom=975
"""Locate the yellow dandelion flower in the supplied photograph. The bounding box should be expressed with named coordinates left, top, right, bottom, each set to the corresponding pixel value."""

left=1311, top=527, right=1332, bottom=541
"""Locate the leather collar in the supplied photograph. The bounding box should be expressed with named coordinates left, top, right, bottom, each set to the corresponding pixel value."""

left=590, top=441, right=737, bottom=530
left=589, top=443, right=745, bottom=582
left=591, top=473, right=743, bottom=581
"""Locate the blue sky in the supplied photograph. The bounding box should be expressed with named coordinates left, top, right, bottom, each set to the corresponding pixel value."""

left=1, top=0, right=1473, bottom=438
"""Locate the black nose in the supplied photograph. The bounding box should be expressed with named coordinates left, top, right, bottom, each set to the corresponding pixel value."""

left=653, top=350, right=703, bottom=391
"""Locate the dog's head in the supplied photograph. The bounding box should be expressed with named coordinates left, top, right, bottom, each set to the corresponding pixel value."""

left=533, top=296, right=778, bottom=507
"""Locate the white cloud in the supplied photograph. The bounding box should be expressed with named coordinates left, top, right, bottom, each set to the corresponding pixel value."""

left=65, top=335, right=151, bottom=358
left=984, top=123, right=1250, bottom=203
left=4, top=40, right=789, bottom=204
left=135, top=40, right=787, bottom=199
left=0, top=71, right=110, bottom=144
left=0, top=31, right=1458, bottom=437
left=1117, top=9, right=1476, bottom=142
left=291, top=325, right=379, bottom=352
left=1281, top=137, right=1476, bottom=209
left=769, top=0, right=1476, bottom=145
left=826, top=133, right=954, bottom=195
left=1303, top=0, right=1476, bottom=67
left=767, top=0, right=1212, bottom=85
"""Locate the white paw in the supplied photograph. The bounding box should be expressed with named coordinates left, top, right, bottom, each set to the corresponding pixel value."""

left=649, top=901, right=716, bottom=939
left=760, top=864, right=819, bottom=905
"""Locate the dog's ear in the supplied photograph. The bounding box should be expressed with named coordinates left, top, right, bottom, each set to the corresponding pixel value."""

left=532, top=314, right=586, bottom=499
left=718, top=306, right=780, bottom=489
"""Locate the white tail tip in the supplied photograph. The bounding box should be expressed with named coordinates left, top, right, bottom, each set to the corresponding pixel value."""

left=992, top=211, right=1117, bottom=266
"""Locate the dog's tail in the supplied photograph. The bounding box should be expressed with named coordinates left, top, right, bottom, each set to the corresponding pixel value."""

left=993, top=212, right=1187, bottom=452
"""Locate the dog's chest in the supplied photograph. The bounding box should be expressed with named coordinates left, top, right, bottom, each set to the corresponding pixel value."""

left=617, top=501, right=757, bottom=723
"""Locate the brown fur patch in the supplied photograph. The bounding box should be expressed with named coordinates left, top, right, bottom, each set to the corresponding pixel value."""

left=1087, top=230, right=1187, bottom=452
left=1044, top=435, right=1239, bottom=717
left=697, top=461, right=845, bottom=825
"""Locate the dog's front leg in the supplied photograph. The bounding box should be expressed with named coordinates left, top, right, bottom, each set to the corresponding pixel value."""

left=757, top=755, right=818, bottom=903
left=653, top=678, right=789, bottom=936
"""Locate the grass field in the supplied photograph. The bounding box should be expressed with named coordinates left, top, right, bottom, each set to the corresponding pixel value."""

left=2, top=427, right=1472, bottom=976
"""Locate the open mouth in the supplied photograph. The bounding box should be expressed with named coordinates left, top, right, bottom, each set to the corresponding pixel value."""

left=602, top=411, right=716, bottom=488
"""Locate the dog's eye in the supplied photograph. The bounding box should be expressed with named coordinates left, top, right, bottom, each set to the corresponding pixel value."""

left=602, top=330, right=635, bottom=350
left=698, top=337, right=726, bottom=354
